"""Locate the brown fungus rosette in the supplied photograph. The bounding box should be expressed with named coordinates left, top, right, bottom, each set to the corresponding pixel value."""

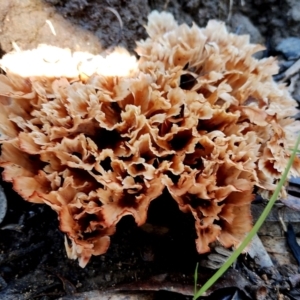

left=0, top=12, right=299, bottom=267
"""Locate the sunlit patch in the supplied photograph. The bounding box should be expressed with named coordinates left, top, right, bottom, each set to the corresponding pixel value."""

left=78, top=47, right=138, bottom=77
left=0, top=45, right=138, bottom=78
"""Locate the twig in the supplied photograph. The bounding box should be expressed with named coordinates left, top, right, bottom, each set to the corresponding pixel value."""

left=46, top=20, right=56, bottom=36
left=105, top=6, right=123, bottom=44
left=279, top=57, right=300, bottom=82
left=105, top=7, right=123, bottom=31
left=227, top=0, right=233, bottom=22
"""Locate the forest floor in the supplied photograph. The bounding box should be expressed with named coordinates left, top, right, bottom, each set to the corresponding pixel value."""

left=0, top=1, right=300, bottom=299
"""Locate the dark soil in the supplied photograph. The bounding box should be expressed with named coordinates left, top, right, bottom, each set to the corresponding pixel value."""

left=1, top=1, right=300, bottom=299
left=0, top=180, right=199, bottom=299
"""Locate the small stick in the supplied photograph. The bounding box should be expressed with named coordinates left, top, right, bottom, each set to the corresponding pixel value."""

left=227, top=0, right=233, bottom=22
left=104, top=7, right=123, bottom=44
left=105, top=7, right=123, bottom=31
left=46, top=19, right=57, bottom=36
left=280, top=57, right=300, bottom=82
left=12, top=41, right=21, bottom=52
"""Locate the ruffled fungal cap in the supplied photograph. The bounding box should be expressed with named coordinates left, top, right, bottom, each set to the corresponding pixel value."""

left=0, top=11, right=299, bottom=267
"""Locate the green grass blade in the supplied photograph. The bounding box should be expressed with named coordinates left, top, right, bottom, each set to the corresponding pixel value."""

left=194, top=262, right=199, bottom=295
left=193, top=134, right=300, bottom=299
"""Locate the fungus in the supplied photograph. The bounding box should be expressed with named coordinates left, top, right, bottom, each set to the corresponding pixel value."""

left=0, top=11, right=299, bottom=267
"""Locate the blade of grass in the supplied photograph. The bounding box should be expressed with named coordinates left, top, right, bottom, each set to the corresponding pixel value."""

left=193, top=134, right=300, bottom=299
left=289, top=149, right=300, bottom=153
left=194, top=262, right=199, bottom=295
